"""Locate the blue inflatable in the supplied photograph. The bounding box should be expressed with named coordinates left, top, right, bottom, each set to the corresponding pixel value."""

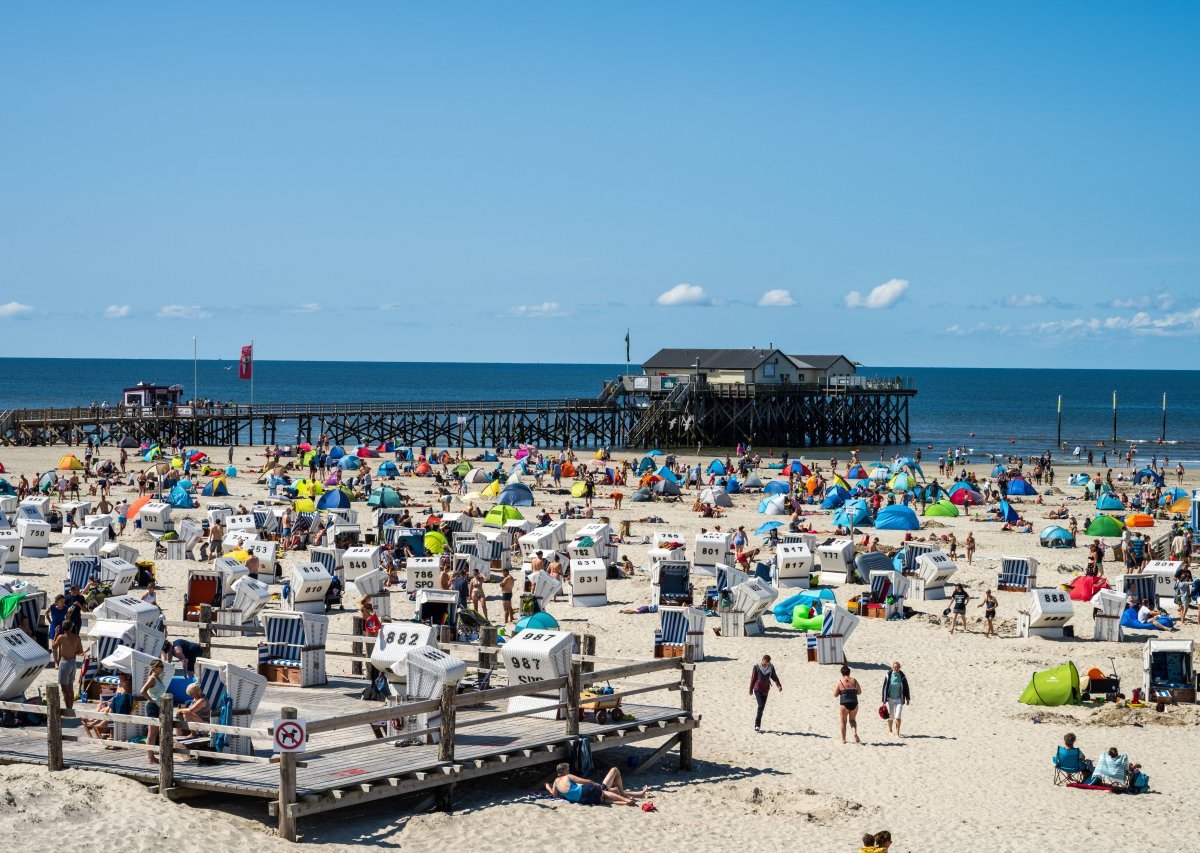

left=772, top=589, right=835, bottom=623
left=1120, top=609, right=1174, bottom=631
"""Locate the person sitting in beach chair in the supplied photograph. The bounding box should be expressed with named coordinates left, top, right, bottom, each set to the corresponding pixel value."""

left=547, top=762, right=647, bottom=806
left=1087, top=748, right=1131, bottom=788
left=1053, top=733, right=1092, bottom=785
left=176, top=682, right=211, bottom=736
left=82, top=673, right=134, bottom=740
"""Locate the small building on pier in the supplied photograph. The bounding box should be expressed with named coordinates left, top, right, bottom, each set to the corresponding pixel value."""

left=641, top=348, right=857, bottom=387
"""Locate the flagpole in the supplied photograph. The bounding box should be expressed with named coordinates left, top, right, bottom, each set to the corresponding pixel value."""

left=251, top=339, right=255, bottom=408
left=193, top=336, right=198, bottom=404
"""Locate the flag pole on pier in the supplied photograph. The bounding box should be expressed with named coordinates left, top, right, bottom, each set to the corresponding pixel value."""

left=251, top=339, right=255, bottom=408
left=624, top=329, right=630, bottom=377
left=193, top=336, right=198, bottom=404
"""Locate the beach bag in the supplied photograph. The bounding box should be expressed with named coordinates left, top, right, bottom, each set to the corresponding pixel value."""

left=571, top=737, right=594, bottom=777
left=878, top=704, right=889, bottom=720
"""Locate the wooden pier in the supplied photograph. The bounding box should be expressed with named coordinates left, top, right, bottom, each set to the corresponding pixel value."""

left=0, top=618, right=697, bottom=842
left=0, top=377, right=914, bottom=450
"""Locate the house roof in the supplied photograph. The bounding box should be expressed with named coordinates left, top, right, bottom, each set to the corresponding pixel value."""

left=642, top=348, right=782, bottom=371
left=788, top=354, right=852, bottom=371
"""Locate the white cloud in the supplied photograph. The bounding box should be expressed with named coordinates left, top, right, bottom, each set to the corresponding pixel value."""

left=756, top=289, right=797, bottom=308
left=655, top=284, right=713, bottom=307
left=507, top=301, right=569, bottom=318
left=157, top=305, right=212, bottom=320
left=949, top=306, right=1200, bottom=341
left=1103, top=291, right=1176, bottom=311
left=103, top=304, right=131, bottom=319
left=1002, top=294, right=1045, bottom=308
left=843, top=278, right=909, bottom=310
left=0, top=301, right=33, bottom=318
left=286, top=303, right=321, bottom=314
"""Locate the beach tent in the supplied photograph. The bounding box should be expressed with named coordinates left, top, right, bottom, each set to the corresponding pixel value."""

left=376, top=441, right=394, bottom=453
left=225, top=466, right=238, bottom=477
left=783, top=462, right=809, bottom=477
left=356, top=447, right=379, bottom=458
left=629, top=487, right=652, bottom=502
left=763, top=481, right=789, bottom=495
left=834, top=499, right=871, bottom=528
left=1069, top=473, right=1090, bottom=486
left=654, top=465, right=679, bottom=483
left=652, top=478, right=680, bottom=497
left=424, top=530, right=448, bottom=555
left=637, top=456, right=655, bottom=474
left=337, top=455, right=361, bottom=470
left=561, top=462, right=577, bottom=477
left=821, top=486, right=850, bottom=509
left=378, top=461, right=400, bottom=477
left=1006, top=477, right=1038, bottom=496
left=142, top=445, right=162, bottom=461
left=758, top=495, right=788, bottom=515
left=1169, top=496, right=1192, bottom=515
left=707, top=460, right=726, bottom=475
left=463, top=468, right=491, bottom=485
left=1133, top=468, right=1164, bottom=487
left=570, top=481, right=588, bottom=498
left=888, top=473, right=918, bottom=492
left=847, top=465, right=869, bottom=480
left=201, top=477, right=229, bottom=497
left=328, top=447, right=346, bottom=460
left=947, top=480, right=975, bottom=496
left=0, top=478, right=14, bottom=497
left=991, top=464, right=1008, bottom=477
left=1160, top=487, right=1188, bottom=506
left=497, top=483, right=534, bottom=507
left=318, top=488, right=352, bottom=510
left=293, top=497, right=316, bottom=513
left=119, top=436, right=139, bottom=448
left=38, top=472, right=56, bottom=492
left=646, top=450, right=664, bottom=456
left=168, top=485, right=194, bottom=509
left=414, top=461, right=432, bottom=476
left=482, top=451, right=498, bottom=462
left=831, top=473, right=851, bottom=491
left=1086, top=515, right=1124, bottom=537
left=484, top=504, right=524, bottom=527
left=925, top=499, right=959, bottom=518
left=453, top=461, right=472, bottom=477
left=126, top=495, right=152, bottom=519
left=367, top=486, right=404, bottom=508
left=756, top=521, right=783, bottom=535
left=874, top=505, right=920, bottom=531
left=514, top=611, right=560, bottom=634
left=742, top=474, right=764, bottom=490
left=699, top=487, right=733, bottom=508
left=1017, top=662, right=1081, bottom=707
left=997, top=500, right=1019, bottom=523
left=1039, top=525, right=1075, bottom=548
left=868, top=467, right=890, bottom=483
left=1096, top=494, right=1124, bottom=511
left=726, top=477, right=741, bottom=494
left=949, top=488, right=985, bottom=506
left=293, top=478, right=325, bottom=497
left=1125, top=513, right=1154, bottom=528
left=58, top=453, right=84, bottom=470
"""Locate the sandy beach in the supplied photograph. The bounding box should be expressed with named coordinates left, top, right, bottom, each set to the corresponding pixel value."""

left=1, top=443, right=1197, bottom=853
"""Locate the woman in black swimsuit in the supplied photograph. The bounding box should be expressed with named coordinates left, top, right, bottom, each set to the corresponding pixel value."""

left=834, top=664, right=863, bottom=744
left=978, top=589, right=998, bottom=638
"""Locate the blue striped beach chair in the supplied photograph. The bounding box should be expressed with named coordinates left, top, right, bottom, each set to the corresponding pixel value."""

left=257, top=612, right=328, bottom=687
left=195, top=658, right=267, bottom=755
left=998, top=556, right=1037, bottom=592
left=658, top=606, right=705, bottom=660
left=64, top=556, right=101, bottom=593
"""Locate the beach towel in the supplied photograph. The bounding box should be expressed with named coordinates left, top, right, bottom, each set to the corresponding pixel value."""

left=1091, top=752, right=1129, bottom=787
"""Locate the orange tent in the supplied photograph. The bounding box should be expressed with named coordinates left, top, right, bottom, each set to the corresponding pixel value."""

left=561, top=462, right=577, bottom=477
left=415, top=462, right=432, bottom=476
left=1169, top=497, right=1191, bottom=515
left=1125, top=513, right=1154, bottom=528
left=126, top=495, right=152, bottom=519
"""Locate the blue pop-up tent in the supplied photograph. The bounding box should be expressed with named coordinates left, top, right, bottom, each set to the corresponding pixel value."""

left=1096, top=493, right=1125, bottom=511
left=834, top=499, right=871, bottom=528
left=764, top=481, right=789, bottom=495
left=317, top=489, right=351, bottom=510
left=874, top=505, right=919, bottom=531
left=707, top=460, right=726, bottom=475
left=1006, top=477, right=1038, bottom=496
left=497, top=482, right=534, bottom=506
left=168, top=485, right=193, bottom=508
left=998, top=500, right=1020, bottom=523
left=378, top=461, right=400, bottom=477
left=821, top=485, right=850, bottom=509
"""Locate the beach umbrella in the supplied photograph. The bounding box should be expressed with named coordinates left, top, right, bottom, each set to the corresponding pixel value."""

left=1125, top=513, right=1154, bottom=528
left=925, top=499, right=959, bottom=518
left=424, top=530, right=448, bottom=554
left=1095, top=494, right=1124, bottom=511
left=834, top=499, right=871, bottom=527
left=1085, top=515, right=1124, bottom=537
left=1039, top=525, right=1074, bottom=548
left=126, top=495, right=152, bottom=519
left=1006, top=477, right=1038, bottom=496
left=756, top=521, right=783, bottom=534
left=763, top=481, right=789, bottom=495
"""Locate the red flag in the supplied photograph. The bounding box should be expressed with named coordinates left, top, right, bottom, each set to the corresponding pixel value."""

left=238, top=344, right=253, bottom=380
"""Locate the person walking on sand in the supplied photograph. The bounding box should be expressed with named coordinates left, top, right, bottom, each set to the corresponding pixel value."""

left=965, top=532, right=976, bottom=565
left=948, top=583, right=970, bottom=634
left=836, top=665, right=863, bottom=744
left=978, top=589, right=998, bottom=637
left=881, top=662, right=911, bottom=738
left=749, top=654, right=782, bottom=732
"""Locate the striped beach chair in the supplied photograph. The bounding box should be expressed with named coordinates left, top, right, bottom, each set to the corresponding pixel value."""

left=64, top=556, right=101, bottom=593
left=814, top=605, right=859, bottom=664
left=252, top=509, right=278, bottom=537
left=659, top=606, right=705, bottom=661
left=309, top=545, right=340, bottom=577
left=195, top=658, right=267, bottom=755
left=997, top=556, right=1038, bottom=592
left=257, top=612, right=328, bottom=687
left=97, top=646, right=159, bottom=741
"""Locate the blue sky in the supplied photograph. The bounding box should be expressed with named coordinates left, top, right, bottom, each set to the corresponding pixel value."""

left=1, top=2, right=1197, bottom=368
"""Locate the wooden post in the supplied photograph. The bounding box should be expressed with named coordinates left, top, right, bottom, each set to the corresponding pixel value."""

left=478, top=625, right=498, bottom=671
left=45, top=684, right=64, bottom=772
left=198, top=604, right=213, bottom=658
left=158, top=694, right=174, bottom=794
left=439, top=624, right=455, bottom=645
left=351, top=615, right=365, bottom=677
left=277, top=707, right=299, bottom=842
left=436, top=684, right=457, bottom=811
left=679, top=644, right=694, bottom=771
left=581, top=634, right=596, bottom=675
left=566, top=657, right=582, bottom=738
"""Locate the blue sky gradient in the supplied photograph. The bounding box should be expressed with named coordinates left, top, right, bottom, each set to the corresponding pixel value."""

left=1, top=2, right=1197, bottom=367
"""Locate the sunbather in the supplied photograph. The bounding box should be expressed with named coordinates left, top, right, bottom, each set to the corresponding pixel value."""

left=83, top=674, right=133, bottom=739
left=547, top=762, right=647, bottom=806
left=176, top=682, right=211, bottom=736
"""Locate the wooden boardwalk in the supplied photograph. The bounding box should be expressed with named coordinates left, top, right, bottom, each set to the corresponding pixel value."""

left=0, top=649, right=698, bottom=840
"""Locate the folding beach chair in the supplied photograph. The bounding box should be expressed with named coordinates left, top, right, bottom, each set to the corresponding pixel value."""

left=1052, top=746, right=1090, bottom=785
left=1090, top=752, right=1129, bottom=788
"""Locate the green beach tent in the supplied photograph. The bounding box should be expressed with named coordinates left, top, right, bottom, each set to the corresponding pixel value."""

left=484, top=504, right=524, bottom=527
left=925, top=499, right=959, bottom=518
left=570, top=481, right=587, bottom=498
left=1017, top=662, right=1081, bottom=707
left=1086, top=515, right=1124, bottom=537
left=454, top=461, right=472, bottom=477
left=424, top=530, right=448, bottom=555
